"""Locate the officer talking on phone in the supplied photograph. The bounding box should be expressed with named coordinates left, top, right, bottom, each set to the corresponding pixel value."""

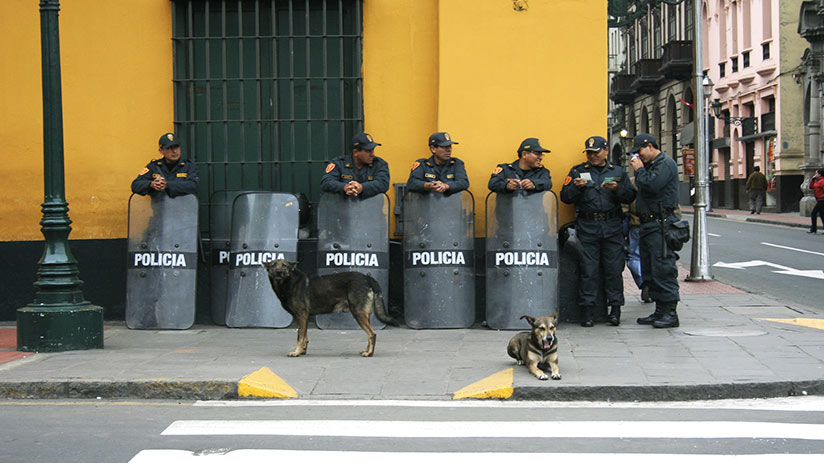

left=629, top=133, right=681, bottom=329
left=560, top=136, right=635, bottom=327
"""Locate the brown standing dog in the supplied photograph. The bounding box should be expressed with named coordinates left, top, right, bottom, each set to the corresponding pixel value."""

left=263, top=259, right=397, bottom=357
left=507, top=315, right=561, bottom=380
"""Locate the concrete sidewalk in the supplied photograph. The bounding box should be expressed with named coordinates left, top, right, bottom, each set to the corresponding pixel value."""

left=1, top=262, right=823, bottom=402
left=683, top=205, right=814, bottom=230
left=1, top=210, right=821, bottom=402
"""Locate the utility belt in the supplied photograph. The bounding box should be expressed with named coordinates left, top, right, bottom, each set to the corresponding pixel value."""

left=577, top=209, right=622, bottom=221
left=639, top=209, right=675, bottom=224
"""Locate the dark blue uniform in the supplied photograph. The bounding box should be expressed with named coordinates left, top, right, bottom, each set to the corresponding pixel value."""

left=560, top=161, right=636, bottom=308
left=131, top=158, right=199, bottom=197
left=406, top=156, right=469, bottom=195
left=634, top=151, right=680, bottom=303
left=320, top=153, right=390, bottom=199
left=488, top=160, right=552, bottom=193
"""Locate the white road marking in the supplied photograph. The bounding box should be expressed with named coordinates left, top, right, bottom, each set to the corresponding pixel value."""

left=161, top=420, right=824, bottom=440
left=129, top=449, right=824, bottom=463
left=708, top=233, right=721, bottom=237
left=761, top=242, right=824, bottom=257
left=713, top=260, right=824, bottom=279
left=194, top=396, right=824, bottom=411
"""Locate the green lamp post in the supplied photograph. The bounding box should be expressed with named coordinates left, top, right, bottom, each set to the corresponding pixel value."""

left=16, top=0, right=104, bottom=352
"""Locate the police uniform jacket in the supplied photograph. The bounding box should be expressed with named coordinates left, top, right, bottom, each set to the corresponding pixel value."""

left=320, top=153, right=390, bottom=199
left=634, top=151, right=679, bottom=218
left=406, top=155, right=469, bottom=194
left=560, top=161, right=635, bottom=226
left=487, top=160, right=552, bottom=193
left=131, top=158, right=199, bottom=198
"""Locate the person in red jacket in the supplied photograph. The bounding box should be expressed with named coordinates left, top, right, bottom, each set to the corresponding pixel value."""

left=809, top=168, right=824, bottom=234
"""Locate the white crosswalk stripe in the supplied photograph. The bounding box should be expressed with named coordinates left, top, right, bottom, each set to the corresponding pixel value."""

left=161, top=419, right=824, bottom=440
left=129, top=450, right=824, bottom=463
left=128, top=399, right=824, bottom=462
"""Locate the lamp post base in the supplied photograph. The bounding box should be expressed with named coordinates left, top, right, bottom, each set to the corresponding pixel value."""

left=17, top=304, right=104, bottom=352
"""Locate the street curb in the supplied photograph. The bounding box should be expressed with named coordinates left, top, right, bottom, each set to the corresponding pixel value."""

left=2, top=379, right=823, bottom=402
left=685, top=211, right=808, bottom=229
left=0, top=380, right=237, bottom=400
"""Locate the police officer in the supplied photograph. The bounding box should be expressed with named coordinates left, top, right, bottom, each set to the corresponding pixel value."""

left=560, top=136, right=636, bottom=327
left=488, top=138, right=552, bottom=193
left=407, top=132, right=469, bottom=195
left=629, top=133, right=681, bottom=328
left=320, top=132, right=390, bottom=199
left=131, top=133, right=199, bottom=197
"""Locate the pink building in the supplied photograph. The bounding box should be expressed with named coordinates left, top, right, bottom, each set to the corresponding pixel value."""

left=703, top=0, right=806, bottom=212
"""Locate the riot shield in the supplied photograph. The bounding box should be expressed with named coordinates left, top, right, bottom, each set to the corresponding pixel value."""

left=485, top=190, right=559, bottom=329
left=225, top=192, right=299, bottom=328
left=126, top=193, right=199, bottom=330
left=209, top=190, right=251, bottom=325
left=402, top=191, right=475, bottom=329
left=315, top=193, right=390, bottom=329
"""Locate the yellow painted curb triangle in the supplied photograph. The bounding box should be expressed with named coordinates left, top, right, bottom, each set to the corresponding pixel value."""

left=759, top=318, right=824, bottom=331
left=453, top=368, right=513, bottom=400
left=238, top=366, right=298, bottom=399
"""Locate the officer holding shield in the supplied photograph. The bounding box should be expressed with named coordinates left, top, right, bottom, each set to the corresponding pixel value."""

left=406, top=132, right=469, bottom=195
left=629, top=133, right=681, bottom=329
left=321, top=132, right=390, bottom=199
left=131, top=133, right=199, bottom=197
left=560, top=136, right=636, bottom=327
left=488, top=138, right=552, bottom=193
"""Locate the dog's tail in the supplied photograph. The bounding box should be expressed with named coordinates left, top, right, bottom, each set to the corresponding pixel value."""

left=372, top=288, right=399, bottom=326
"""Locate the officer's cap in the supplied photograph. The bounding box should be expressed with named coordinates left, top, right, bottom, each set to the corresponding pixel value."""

left=630, top=133, right=656, bottom=154
left=518, top=137, right=550, bottom=155
left=583, top=136, right=608, bottom=153
left=429, top=132, right=459, bottom=147
left=159, top=133, right=181, bottom=149
left=351, top=132, right=381, bottom=150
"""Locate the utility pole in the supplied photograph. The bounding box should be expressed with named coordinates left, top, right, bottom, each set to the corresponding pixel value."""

left=16, top=0, right=104, bottom=352
left=687, top=0, right=713, bottom=281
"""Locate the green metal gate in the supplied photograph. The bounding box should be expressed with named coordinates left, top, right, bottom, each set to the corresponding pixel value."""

left=171, top=0, right=364, bottom=236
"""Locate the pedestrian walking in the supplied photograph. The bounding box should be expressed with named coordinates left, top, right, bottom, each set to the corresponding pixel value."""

left=745, top=166, right=768, bottom=214
left=809, top=168, right=824, bottom=234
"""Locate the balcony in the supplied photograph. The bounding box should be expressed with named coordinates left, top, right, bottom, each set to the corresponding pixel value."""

left=610, top=73, right=638, bottom=105
left=659, top=40, right=693, bottom=80
left=632, top=59, right=665, bottom=94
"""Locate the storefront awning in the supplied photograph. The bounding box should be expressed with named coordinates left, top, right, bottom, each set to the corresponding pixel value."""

left=736, top=130, right=777, bottom=143
left=679, top=122, right=693, bottom=146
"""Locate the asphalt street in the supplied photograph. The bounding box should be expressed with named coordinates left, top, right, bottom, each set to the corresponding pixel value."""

left=678, top=215, right=824, bottom=311
left=2, top=397, right=824, bottom=462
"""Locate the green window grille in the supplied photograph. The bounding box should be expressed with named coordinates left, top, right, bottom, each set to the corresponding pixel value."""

left=171, top=0, right=364, bottom=236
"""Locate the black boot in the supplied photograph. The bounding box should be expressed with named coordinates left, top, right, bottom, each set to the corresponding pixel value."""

left=636, top=304, right=664, bottom=325
left=652, top=302, right=680, bottom=328
left=580, top=306, right=594, bottom=327
left=607, top=305, right=621, bottom=326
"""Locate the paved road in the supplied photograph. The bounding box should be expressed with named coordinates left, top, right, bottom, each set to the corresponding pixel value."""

left=2, top=398, right=824, bottom=461
left=679, top=216, right=824, bottom=311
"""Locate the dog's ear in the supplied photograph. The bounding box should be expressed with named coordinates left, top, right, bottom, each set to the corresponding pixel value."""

left=262, top=260, right=273, bottom=269
left=519, top=315, right=536, bottom=326
left=287, top=260, right=298, bottom=270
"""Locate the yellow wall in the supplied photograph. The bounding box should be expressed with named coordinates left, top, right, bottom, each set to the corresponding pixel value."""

left=2, top=0, right=606, bottom=241
left=366, top=0, right=607, bottom=231
left=0, top=0, right=173, bottom=241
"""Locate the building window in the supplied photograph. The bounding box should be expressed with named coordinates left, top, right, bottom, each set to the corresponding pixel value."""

left=667, top=4, right=677, bottom=41
left=685, top=0, right=693, bottom=39
left=171, top=0, right=364, bottom=231
left=719, top=62, right=726, bottom=78
left=640, top=19, right=649, bottom=59
left=731, top=57, right=739, bottom=73
left=762, top=42, right=770, bottom=60
left=742, top=51, right=750, bottom=68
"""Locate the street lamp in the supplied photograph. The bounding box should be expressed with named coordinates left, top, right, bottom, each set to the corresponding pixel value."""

left=702, top=76, right=713, bottom=212
left=607, top=112, right=615, bottom=163
left=711, top=98, right=759, bottom=132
